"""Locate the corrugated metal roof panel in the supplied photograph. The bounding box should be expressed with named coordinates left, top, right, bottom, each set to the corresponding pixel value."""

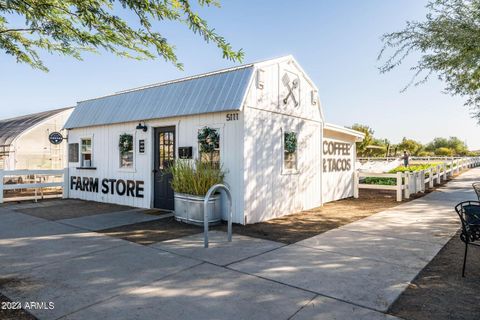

left=65, top=65, right=254, bottom=129
left=0, top=107, right=72, bottom=146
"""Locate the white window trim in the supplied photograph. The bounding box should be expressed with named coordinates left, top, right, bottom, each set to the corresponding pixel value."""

left=281, top=128, right=299, bottom=175
left=118, top=131, right=136, bottom=172
left=80, top=136, right=94, bottom=168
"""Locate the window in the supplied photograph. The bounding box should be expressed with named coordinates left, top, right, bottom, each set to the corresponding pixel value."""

left=198, top=127, right=220, bottom=166
left=81, top=138, right=92, bottom=167
left=119, top=134, right=134, bottom=169
left=283, top=131, right=297, bottom=172
left=158, top=130, right=174, bottom=170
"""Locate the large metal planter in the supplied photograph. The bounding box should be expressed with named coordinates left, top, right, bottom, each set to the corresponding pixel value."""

left=174, top=192, right=222, bottom=226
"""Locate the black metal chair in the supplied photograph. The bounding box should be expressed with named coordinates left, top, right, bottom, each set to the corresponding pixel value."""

left=454, top=201, right=480, bottom=277
left=473, top=183, right=480, bottom=201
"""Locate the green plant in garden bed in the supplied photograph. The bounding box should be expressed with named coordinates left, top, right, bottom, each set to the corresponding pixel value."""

left=364, top=177, right=397, bottom=185
left=363, top=162, right=443, bottom=185
left=170, top=160, right=225, bottom=196
left=389, top=163, right=441, bottom=174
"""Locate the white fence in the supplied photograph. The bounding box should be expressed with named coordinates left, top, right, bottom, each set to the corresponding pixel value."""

left=354, top=157, right=480, bottom=202
left=0, top=169, right=67, bottom=203
left=358, top=156, right=478, bottom=162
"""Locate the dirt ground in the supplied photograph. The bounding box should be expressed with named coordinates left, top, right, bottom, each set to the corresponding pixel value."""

left=389, top=231, right=480, bottom=320
left=100, top=216, right=202, bottom=245
left=14, top=199, right=133, bottom=220
left=214, top=188, right=431, bottom=244
left=99, top=188, right=424, bottom=245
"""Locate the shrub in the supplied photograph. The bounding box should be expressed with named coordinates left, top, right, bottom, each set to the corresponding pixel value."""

left=435, top=147, right=454, bottom=156
left=363, top=162, right=442, bottom=186
left=364, top=177, right=396, bottom=185
left=170, top=160, right=225, bottom=196
left=417, top=151, right=434, bottom=157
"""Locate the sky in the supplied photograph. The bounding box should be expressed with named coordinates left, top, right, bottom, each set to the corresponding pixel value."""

left=1, top=0, right=479, bottom=149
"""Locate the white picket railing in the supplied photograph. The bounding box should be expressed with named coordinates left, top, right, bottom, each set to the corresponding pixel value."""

left=354, top=157, right=480, bottom=202
left=0, top=169, right=68, bottom=203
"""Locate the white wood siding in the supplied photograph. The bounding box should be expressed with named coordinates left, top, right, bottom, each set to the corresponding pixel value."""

left=242, top=58, right=323, bottom=223
left=67, top=111, right=245, bottom=223
left=322, top=130, right=357, bottom=203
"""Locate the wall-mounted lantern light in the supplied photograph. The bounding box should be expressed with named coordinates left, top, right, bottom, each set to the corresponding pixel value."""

left=136, top=122, right=148, bottom=132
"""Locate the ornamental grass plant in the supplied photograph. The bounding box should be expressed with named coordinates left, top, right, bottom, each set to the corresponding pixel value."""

left=170, top=160, right=225, bottom=196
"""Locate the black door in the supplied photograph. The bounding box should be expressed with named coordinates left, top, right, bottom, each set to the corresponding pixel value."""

left=154, top=126, right=175, bottom=210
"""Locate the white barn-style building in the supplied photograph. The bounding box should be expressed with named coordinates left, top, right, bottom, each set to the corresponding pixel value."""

left=64, top=56, right=362, bottom=224
left=0, top=107, right=73, bottom=170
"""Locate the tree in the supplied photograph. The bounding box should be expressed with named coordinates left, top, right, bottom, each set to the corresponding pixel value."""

left=378, top=0, right=480, bottom=121
left=425, top=136, right=468, bottom=155
left=351, top=123, right=374, bottom=156
left=435, top=147, right=454, bottom=156
left=397, top=137, right=423, bottom=155
left=0, top=0, right=243, bottom=71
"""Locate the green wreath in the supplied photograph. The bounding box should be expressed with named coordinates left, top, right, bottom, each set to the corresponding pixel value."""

left=284, top=132, right=297, bottom=153
left=198, top=127, right=219, bottom=153
left=119, top=133, right=133, bottom=155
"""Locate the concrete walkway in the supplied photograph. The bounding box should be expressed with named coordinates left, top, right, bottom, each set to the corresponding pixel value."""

left=0, top=168, right=477, bottom=319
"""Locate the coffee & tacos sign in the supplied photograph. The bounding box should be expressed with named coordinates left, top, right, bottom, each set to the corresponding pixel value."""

left=323, top=140, right=352, bottom=172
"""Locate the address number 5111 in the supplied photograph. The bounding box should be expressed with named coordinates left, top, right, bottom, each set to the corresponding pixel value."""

left=226, top=113, right=239, bottom=121
left=227, top=113, right=238, bottom=121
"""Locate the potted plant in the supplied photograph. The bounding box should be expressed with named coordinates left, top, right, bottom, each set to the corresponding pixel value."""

left=170, top=160, right=225, bottom=225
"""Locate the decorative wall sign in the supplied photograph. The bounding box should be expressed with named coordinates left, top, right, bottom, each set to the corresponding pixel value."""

left=49, top=132, right=64, bottom=144
left=70, top=176, right=144, bottom=198
left=323, top=140, right=352, bottom=172
left=282, top=72, right=299, bottom=107
left=139, top=139, right=145, bottom=154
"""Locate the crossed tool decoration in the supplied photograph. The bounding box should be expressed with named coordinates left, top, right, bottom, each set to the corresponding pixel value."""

left=282, top=73, right=299, bottom=107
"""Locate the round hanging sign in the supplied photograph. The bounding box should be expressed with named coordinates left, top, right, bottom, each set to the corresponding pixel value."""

left=48, top=132, right=64, bottom=145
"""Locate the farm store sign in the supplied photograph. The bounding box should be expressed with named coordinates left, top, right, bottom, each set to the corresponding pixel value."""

left=70, top=176, right=144, bottom=198
left=323, top=140, right=352, bottom=172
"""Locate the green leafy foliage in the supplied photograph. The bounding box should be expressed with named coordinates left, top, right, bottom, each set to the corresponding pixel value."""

left=378, top=0, right=480, bottom=121
left=351, top=123, right=374, bottom=156
left=364, top=162, right=442, bottom=185
left=0, top=0, right=243, bottom=71
left=284, top=132, right=297, bottom=154
left=198, top=127, right=219, bottom=153
left=425, top=137, right=468, bottom=156
left=118, top=133, right=133, bottom=155
left=397, top=137, right=423, bottom=155
left=170, top=160, right=225, bottom=196
left=352, top=123, right=472, bottom=157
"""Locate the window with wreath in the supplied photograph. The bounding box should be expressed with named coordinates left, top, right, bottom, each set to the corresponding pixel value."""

left=283, top=131, right=297, bottom=171
left=198, top=127, right=220, bottom=166
left=119, top=133, right=134, bottom=169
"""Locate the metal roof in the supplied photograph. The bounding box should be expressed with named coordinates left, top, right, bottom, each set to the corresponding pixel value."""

left=64, top=65, right=254, bottom=129
left=0, top=107, right=72, bottom=146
